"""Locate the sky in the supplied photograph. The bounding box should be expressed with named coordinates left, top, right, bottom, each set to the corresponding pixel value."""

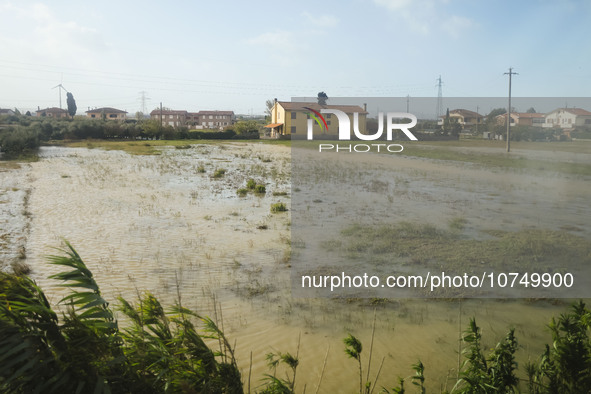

left=0, top=0, right=590, bottom=116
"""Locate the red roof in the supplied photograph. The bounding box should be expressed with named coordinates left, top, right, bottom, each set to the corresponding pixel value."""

left=197, top=110, right=234, bottom=116
left=563, top=108, right=591, bottom=116
left=277, top=101, right=367, bottom=114
left=37, top=107, right=68, bottom=113
left=86, top=107, right=127, bottom=114
left=150, top=109, right=188, bottom=116
left=498, top=112, right=545, bottom=119
left=449, top=109, right=482, bottom=118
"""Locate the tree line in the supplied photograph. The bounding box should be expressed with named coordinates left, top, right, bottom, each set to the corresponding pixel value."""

left=0, top=115, right=261, bottom=158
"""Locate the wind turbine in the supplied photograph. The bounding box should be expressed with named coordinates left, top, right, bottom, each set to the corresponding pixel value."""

left=52, top=83, right=68, bottom=109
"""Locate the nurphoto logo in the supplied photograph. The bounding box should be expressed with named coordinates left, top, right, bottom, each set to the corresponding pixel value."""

left=305, top=108, right=418, bottom=153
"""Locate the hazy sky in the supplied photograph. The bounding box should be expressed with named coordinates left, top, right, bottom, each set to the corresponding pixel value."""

left=1, top=0, right=590, bottom=115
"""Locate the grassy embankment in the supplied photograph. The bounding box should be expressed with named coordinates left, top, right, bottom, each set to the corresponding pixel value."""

left=48, top=138, right=292, bottom=155
left=400, top=140, right=591, bottom=176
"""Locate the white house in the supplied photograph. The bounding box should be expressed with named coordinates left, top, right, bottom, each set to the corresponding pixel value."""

left=544, top=108, right=591, bottom=129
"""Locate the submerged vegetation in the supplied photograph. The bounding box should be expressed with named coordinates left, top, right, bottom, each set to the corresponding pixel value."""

left=1, top=243, right=591, bottom=393
left=325, top=222, right=591, bottom=276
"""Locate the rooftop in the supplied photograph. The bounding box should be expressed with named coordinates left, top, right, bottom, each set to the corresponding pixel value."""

left=277, top=101, right=368, bottom=114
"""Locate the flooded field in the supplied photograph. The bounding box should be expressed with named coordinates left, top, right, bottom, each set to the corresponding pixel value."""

left=1, top=141, right=590, bottom=392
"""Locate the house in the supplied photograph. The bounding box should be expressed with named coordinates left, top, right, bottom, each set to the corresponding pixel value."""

left=437, top=109, right=483, bottom=129
left=150, top=109, right=235, bottom=130
left=36, top=107, right=69, bottom=118
left=86, top=107, right=128, bottom=120
left=495, top=112, right=545, bottom=127
left=543, top=108, right=591, bottom=129
left=265, top=100, right=368, bottom=138
left=0, top=108, right=15, bottom=116
left=197, top=111, right=235, bottom=130
left=150, top=109, right=189, bottom=128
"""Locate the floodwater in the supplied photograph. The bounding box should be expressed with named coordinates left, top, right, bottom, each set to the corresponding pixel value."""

left=1, top=141, right=590, bottom=392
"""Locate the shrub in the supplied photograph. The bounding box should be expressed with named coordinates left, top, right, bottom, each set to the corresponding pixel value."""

left=270, top=202, right=287, bottom=213
left=0, top=126, right=41, bottom=157
left=254, top=184, right=266, bottom=194
left=246, top=178, right=256, bottom=189
left=212, top=168, right=226, bottom=178
left=236, top=188, right=248, bottom=197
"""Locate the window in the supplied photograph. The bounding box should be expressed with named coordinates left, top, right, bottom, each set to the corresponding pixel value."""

left=109, top=114, right=117, bottom=118
left=585, top=119, right=591, bottom=124
left=209, top=115, right=213, bottom=119
left=291, top=126, right=296, bottom=134
left=91, top=114, right=96, bottom=118
left=327, top=121, right=331, bottom=126
left=291, top=112, right=296, bottom=119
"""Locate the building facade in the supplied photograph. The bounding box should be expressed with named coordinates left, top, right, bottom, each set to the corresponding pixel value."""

left=543, top=108, right=591, bottom=129
left=496, top=112, right=546, bottom=127
left=86, top=107, right=128, bottom=120
left=197, top=111, right=235, bottom=129
left=437, top=109, right=483, bottom=129
left=266, top=100, right=368, bottom=138
left=36, top=107, right=69, bottom=118
left=150, top=109, right=235, bottom=130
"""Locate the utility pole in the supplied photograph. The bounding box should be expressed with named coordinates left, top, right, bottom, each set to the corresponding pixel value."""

left=159, top=102, right=163, bottom=133
left=436, top=75, right=443, bottom=120
left=406, top=94, right=410, bottom=113
left=504, top=68, right=518, bottom=152
left=476, top=105, right=479, bottom=134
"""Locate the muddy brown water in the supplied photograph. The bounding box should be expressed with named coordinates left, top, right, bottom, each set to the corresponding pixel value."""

left=1, top=142, right=589, bottom=392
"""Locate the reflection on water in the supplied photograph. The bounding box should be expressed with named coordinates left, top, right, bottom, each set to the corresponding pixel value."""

left=15, top=143, right=586, bottom=391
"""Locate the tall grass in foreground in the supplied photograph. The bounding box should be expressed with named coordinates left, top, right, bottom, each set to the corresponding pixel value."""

left=0, top=242, right=242, bottom=393
left=1, top=243, right=591, bottom=393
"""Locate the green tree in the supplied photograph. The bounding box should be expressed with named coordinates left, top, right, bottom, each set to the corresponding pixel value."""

left=526, top=107, right=537, bottom=113
left=265, top=99, right=274, bottom=119
left=486, top=108, right=506, bottom=120
left=233, top=119, right=259, bottom=135
left=66, top=92, right=77, bottom=118
left=317, top=92, right=328, bottom=106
